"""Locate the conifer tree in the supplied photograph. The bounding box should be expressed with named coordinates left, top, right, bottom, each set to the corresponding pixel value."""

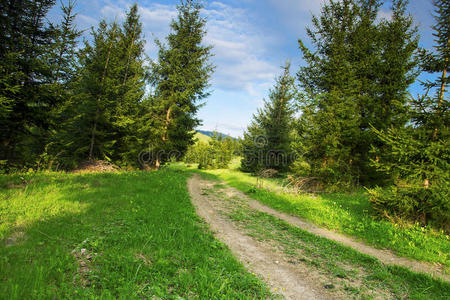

left=368, top=0, right=448, bottom=227
left=415, top=0, right=449, bottom=139
left=295, top=0, right=418, bottom=185
left=242, top=62, right=296, bottom=172
left=112, top=4, right=148, bottom=165
left=149, top=0, right=214, bottom=167
left=59, top=4, right=148, bottom=168
left=61, top=20, right=121, bottom=164
left=0, top=0, right=60, bottom=168
left=372, top=0, right=449, bottom=187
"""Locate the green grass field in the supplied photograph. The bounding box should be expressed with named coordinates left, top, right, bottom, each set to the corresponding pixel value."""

left=203, top=167, right=450, bottom=269
left=0, top=170, right=269, bottom=299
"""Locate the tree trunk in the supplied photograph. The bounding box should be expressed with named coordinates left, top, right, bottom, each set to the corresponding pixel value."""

left=162, top=106, right=172, bottom=142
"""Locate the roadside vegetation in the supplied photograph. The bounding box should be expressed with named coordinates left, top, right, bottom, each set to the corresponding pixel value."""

left=199, top=179, right=450, bottom=299
left=201, top=166, right=449, bottom=269
left=0, top=170, right=270, bottom=299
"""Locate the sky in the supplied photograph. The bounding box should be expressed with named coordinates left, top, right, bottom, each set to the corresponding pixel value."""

left=50, top=0, right=437, bottom=137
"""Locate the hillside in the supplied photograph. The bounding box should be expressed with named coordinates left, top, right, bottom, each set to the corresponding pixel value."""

left=193, top=131, right=212, bottom=143
left=196, top=130, right=236, bottom=140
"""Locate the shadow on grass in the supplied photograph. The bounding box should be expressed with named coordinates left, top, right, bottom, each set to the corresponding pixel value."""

left=0, top=170, right=269, bottom=299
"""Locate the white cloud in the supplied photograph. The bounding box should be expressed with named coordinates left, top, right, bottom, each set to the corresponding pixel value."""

left=377, top=8, right=393, bottom=22
left=269, top=0, right=327, bottom=33
left=73, top=1, right=279, bottom=101
left=204, top=2, right=279, bottom=95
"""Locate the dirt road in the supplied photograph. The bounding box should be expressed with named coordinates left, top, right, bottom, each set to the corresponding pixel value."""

left=188, top=174, right=449, bottom=299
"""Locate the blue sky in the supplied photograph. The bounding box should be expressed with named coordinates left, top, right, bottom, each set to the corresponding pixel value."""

left=50, top=0, right=437, bottom=137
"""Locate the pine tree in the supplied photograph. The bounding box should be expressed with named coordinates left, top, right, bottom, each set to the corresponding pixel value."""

left=41, top=0, right=82, bottom=170
left=372, top=0, right=449, bottom=186
left=295, top=0, right=418, bottom=186
left=367, top=0, right=448, bottom=229
left=242, top=62, right=296, bottom=172
left=149, top=0, right=214, bottom=167
left=415, top=0, right=449, bottom=139
left=0, top=0, right=66, bottom=169
left=60, top=20, right=121, bottom=165
left=58, top=4, right=148, bottom=168
left=111, top=4, right=148, bottom=166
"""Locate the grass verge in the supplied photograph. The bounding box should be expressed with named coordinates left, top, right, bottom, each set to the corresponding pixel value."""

left=0, top=170, right=270, bottom=299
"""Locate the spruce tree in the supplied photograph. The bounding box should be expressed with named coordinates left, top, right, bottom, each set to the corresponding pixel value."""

left=0, top=0, right=58, bottom=168
left=242, top=62, right=296, bottom=172
left=415, top=0, right=449, bottom=139
left=295, top=0, right=418, bottom=186
left=368, top=0, right=448, bottom=227
left=372, top=0, right=449, bottom=187
left=149, top=0, right=214, bottom=167
left=61, top=20, right=121, bottom=165
left=59, top=4, right=148, bottom=168
left=112, top=4, right=148, bottom=166
left=42, top=0, right=82, bottom=170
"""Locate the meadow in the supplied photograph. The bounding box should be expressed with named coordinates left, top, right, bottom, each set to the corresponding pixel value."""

left=0, top=170, right=269, bottom=299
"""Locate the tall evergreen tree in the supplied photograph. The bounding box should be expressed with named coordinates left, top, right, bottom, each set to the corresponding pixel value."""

left=61, top=20, right=121, bottom=165
left=0, top=0, right=58, bottom=168
left=367, top=0, right=449, bottom=229
left=111, top=4, right=148, bottom=165
left=41, top=0, right=82, bottom=170
left=149, top=0, right=214, bottom=167
left=372, top=0, right=449, bottom=187
left=242, top=62, right=296, bottom=172
left=59, top=4, right=148, bottom=168
left=415, top=0, right=449, bottom=139
left=295, top=0, right=418, bottom=185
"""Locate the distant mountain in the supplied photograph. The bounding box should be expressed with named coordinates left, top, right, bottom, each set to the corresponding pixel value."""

left=196, top=130, right=236, bottom=140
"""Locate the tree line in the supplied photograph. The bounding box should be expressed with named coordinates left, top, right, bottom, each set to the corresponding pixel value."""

left=240, top=0, right=448, bottom=229
left=0, top=0, right=213, bottom=171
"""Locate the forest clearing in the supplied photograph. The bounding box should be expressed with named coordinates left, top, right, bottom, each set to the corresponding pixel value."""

left=1, top=168, right=449, bottom=299
left=1, top=0, right=448, bottom=298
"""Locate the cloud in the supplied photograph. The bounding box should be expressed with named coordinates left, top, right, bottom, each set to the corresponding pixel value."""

left=71, top=0, right=280, bottom=101
left=204, top=2, right=279, bottom=95
left=77, top=14, right=98, bottom=30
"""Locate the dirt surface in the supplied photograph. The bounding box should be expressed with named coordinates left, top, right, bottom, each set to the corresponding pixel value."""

left=189, top=174, right=336, bottom=300
left=72, top=160, right=119, bottom=173
left=220, top=181, right=450, bottom=283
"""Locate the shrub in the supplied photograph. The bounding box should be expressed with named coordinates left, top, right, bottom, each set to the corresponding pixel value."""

left=184, top=134, right=236, bottom=169
left=367, top=183, right=450, bottom=231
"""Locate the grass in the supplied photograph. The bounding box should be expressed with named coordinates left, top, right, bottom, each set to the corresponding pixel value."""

left=201, top=166, right=450, bottom=269
left=194, top=131, right=212, bottom=143
left=0, top=169, right=270, bottom=299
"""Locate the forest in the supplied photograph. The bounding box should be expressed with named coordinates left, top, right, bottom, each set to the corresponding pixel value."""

left=0, top=0, right=449, bottom=298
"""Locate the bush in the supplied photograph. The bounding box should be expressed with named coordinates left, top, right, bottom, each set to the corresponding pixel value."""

left=184, top=135, right=236, bottom=169
left=367, top=184, right=450, bottom=231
